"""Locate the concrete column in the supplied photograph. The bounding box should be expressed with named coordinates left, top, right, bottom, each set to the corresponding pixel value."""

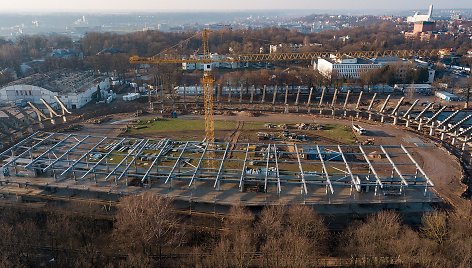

left=462, top=139, right=468, bottom=152
left=250, top=86, right=255, bottom=103
left=239, top=84, right=243, bottom=103
left=284, top=85, right=289, bottom=105
left=295, top=86, right=301, bottom=106
left=343, top=90, right=351, bottom=110
left=452, top=131, right=458, bottom=146
left=393, top=116, right=398, bottom=125
left=331, top=88, right=338, bottom=107
left=319, top=87, right=326, bottom=107
left=429, top=122, right=435, bottom=136
left=228, top=86, right=232, bottom=103
left=381, top=115, right=385, bottom=123
left=194, top=83, right=198, bottom=109
left=307, top=87, right=313, bottom=107
left=183, top=84, right=187, bottom=109
left=272, top=85, right=278, bottom=105
left=417, top=118, right=423, bottom=131
left=406, top=115, right=411, bottom=128
left=261, top=85, right=266, bottom=104
left=441, top=132, right=445, bottom=141
left=356, top=91, right=363, bottom=110
left=368, top=113, right=372, bottom=121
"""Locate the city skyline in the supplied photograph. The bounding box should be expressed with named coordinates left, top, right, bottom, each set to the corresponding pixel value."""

left=2, top=0, right=472, bottom=12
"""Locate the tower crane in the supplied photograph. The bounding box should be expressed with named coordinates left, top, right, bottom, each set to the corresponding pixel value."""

left=129, top=29, right=446, bottom=143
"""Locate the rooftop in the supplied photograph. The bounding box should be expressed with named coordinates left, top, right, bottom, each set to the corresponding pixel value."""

left=4, top=70, right=104, bottom=94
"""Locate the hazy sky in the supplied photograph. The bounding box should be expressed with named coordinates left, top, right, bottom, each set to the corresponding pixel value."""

left=2, top=0, right=472, bottom=12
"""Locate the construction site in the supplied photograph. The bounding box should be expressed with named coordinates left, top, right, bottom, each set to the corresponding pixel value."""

left=0, top=31, right=470, bottom=220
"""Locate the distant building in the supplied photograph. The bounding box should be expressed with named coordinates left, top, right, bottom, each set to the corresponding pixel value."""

left=405, top=4, right=437, bottom=41
left=394, top=84, right=432, bottom=95
left=435, top=91, right=461, bottom=102
left=0, top=70, right=109, bottom=110
left=407, top=5, right=434, bottom=23
left=316, top=57, right=383, bottom=80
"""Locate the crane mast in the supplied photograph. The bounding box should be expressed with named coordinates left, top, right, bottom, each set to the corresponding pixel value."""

left=201, top=29, right=215, bottom=144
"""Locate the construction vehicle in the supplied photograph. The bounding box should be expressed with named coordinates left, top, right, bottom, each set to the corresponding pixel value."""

left=352, top=124, right=367, bottom=135
left=129, top=31, right=446, bottom=143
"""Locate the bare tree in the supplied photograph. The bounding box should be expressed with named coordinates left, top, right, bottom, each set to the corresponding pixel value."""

left=113, top=193, right=182, bottom=256
left=203, top=205, right=256, bottom=268
left=421, top=211, right=448, bottom=245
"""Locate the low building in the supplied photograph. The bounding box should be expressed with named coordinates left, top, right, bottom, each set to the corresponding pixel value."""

left=394, top=84, right=432, bottom=95
left=435, top=91, right=461, bottom=102
left=0, top=70, right=109, bottom=110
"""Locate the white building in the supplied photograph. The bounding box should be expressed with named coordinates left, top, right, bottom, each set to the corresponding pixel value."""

left=407, top=5, right=434, bottom=23
left=0, top=70, right=110, bottom=110
left=182, top=54, right=242, bottom=71
left=316, top=57, right=382, bottom=80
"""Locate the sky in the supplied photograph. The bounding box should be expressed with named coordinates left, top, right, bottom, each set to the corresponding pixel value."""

left=2, top=0, right=472, bottom=12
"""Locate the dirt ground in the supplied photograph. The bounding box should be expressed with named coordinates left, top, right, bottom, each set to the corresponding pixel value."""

left=66, top=111, right=467, bottom=211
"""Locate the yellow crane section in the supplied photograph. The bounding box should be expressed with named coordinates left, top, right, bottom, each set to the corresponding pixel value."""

left=130, top=49, right=445, bottom=65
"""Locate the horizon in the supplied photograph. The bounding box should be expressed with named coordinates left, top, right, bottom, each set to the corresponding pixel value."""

left=2, top=0, right=472, bottom=13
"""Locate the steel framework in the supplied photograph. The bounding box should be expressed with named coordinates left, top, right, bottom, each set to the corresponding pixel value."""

left=0, top=132, right=434, bottom=203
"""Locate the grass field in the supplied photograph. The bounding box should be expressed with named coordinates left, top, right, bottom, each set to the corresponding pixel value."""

left=127, top=118, right=237, bottom=135
left=314, top=124, right=356, bottom=144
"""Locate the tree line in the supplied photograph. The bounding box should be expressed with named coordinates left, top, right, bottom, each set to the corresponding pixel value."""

left=0, top=192, right=471, bottom=267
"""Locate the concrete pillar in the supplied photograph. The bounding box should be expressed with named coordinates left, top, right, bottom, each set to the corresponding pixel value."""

left=381, top=115, right=385, bottom=123
left=452, top=130, right=458, bottom=145
left=429, top=122, right=436, bottom=136
left=239, top=84, right=243, bottom=103
left=228, top=86, right=232, bottom=103
left=462, top=139, right=468, bottom=152
left=441, top=132, right=445, bottom=141
left=406, top=115, right=411, bottom=128
left=272, top=85, right=278, bottom=105
left=417, top=118, right=423, bottom=131
left=319, top=87, right=326, bottom=107
left=295, top=86, right=301, bottom=106
left=261, top=85, right=266, bottom=104
left=393, top=116, right=398, bottom=125
left=307, top=87, right=313, bottom=107
left=250, top=86, right=255, bottom=103
left=368, top=113, right=372, bottom=121
left=331, top=88, right=338, bottom=107
left=183, top=84, right=187, bottom=110
left=343, top=90, right=351, bottom=110
left=194, top=83, right=198, bottom=109
left=284, top=85, right=289, bottom=105
left=356, top=91, right=363, bottom=110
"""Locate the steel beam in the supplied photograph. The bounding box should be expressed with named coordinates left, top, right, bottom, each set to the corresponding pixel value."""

left=391, top=97, right=404, bottom=115
left=380, top=146, right=408, bottom=186
left=436, top=110, right=460, bottom=128
left=79, top=138, right=126, bottom=181
left=42, top=135, right=90, bottom=172
left=25, top=134, right=73, bottom=169
left=60, top=137, right=108, bottom=176
left=338, top=146, right=361, bottom=192
left=403, top=99, right=419, bottom=117
left=165, top=142, right=190, bottom=184
left=294, top=144, right=308, bottom=195
left=238, top=144, right=250, bottom=191
left=414, top=102, right=434, bottom=121
left=189, top=142, right=209, bottom=187
left=214, top=142, right=230, bottom=188
left=316, top=145, right=334, bottom=194
left=358, top=146, right=383, bottom=188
